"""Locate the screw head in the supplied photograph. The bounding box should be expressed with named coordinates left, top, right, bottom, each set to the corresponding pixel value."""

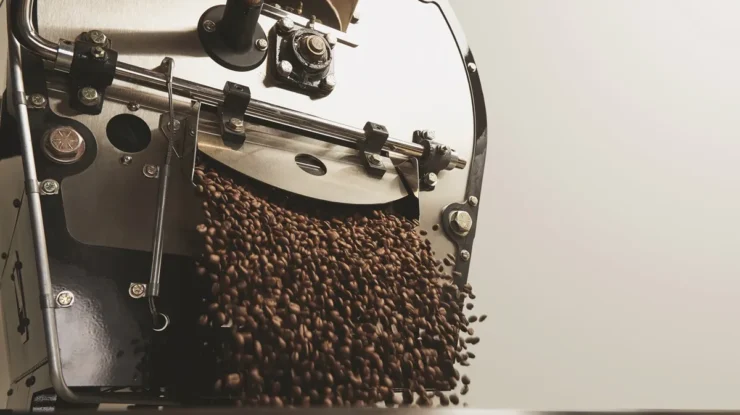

left=320, top=75, right=336, bottom=91
left=367, top=153, right=381, bottom=166
left=120, top=155, right=133, bottom=165
left=227, top=117, right=244, bottom=132
left=467, top=62, right=477, bottom=73
left=78, top=87, right=100, bottom=106
left=129, top=283, right=146, bottom=299
left=127, top=102, right=140, bottom=111
left=88, top=30, right=107, bottom=45
left=255, top=38, right=268, bottom=51
left=90, top=46, right=106, bottom=60
left=450, top=210, right=473, bottom=236
left=460, top=250, right=471, bottom=262
left=325, top=33, right=337, bottom=48
left=203, top=20, right=217, bottom=33
left=277, top=60, right=293, bottom=78
left=41, top=180, right=59, bottom=194
left=468, top=196, right=479, bottom=207
left=143, top=164, right=159, bottom=178
left=55, top=291, right=74, bottom=307
left=277, top=17, right=295, bottom=33
left=29, top=94, right=46, bottom=108
left=43, top=126, right=85, bottom=164
left=424, top=172, right=438, bottom=187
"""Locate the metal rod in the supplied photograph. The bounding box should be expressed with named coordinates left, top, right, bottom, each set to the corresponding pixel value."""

left=147, top=59, right=176, bottom=331
left=14, top=0, right=467, bottom=170
left=7, top=1, right=175, bottom=406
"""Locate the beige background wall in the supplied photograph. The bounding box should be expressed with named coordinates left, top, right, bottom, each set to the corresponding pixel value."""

left=453, top=0, right=740, bottom=410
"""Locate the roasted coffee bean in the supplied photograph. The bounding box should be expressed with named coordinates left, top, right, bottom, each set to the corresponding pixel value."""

left=195, top=164, right=481, bottom=407
left=461, top=385, right=469, bottom=395
left=449, top=394, right=460, bottom=405
left=466, top=303, right=474, bottom=310
left=479, top=314, right=487, bottom=322
left=468, top=315, right=478, bottom=323
left=461, top=375, right=470, bottom=385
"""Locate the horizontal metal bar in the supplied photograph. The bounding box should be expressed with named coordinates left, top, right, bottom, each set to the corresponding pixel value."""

left=15, top=0, right=467, bottom=170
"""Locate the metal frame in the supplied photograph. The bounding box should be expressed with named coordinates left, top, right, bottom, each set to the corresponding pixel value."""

left=11, top=0, right=466, bottom=171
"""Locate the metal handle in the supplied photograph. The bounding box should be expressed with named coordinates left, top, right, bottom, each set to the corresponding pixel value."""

left=13, top=0, right=467, bottom=170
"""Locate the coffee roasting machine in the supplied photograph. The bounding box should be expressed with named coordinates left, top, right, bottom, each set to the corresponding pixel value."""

left=0, top=0, right=486, bottom=410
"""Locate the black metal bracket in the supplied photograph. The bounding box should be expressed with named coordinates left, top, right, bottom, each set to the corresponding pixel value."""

left=358, top=121, right=389, bottom=178
left=68, top=41, right=117, bottom=115
left=217, top=82, right=251, bottom=147
left=413, top=129, right=454, bottom=191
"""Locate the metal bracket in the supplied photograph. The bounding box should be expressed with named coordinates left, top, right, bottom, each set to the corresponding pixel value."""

left=182, top=102, right=202, bottom=187
left=271, top=20, right=336, bottom=96
left=68, top=41, right=117, bottom=115
left=358, top=121, right=389, bottom=178
left=413, top=129, right=463, bottom=191
left=218, top=82, right=250, bottom=147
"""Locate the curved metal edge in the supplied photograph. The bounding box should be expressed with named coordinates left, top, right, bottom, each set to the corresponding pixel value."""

left=420, top=0, right=488, bottom=285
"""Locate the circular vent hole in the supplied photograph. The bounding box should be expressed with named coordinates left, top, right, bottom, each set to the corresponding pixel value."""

left=295, top=154, right=327, bottom=176
left=106, top=114, right=151, bottom=153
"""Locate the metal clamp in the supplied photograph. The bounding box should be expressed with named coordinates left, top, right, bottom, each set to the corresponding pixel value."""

left=218, top=82, right=250, bottom=146
left=68, top=40, right=117, bottom=115
left=358, top=121, right=389, bottom=178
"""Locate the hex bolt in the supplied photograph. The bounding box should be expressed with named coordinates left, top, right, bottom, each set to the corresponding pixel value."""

left=29, top=94, right=46, bottom=108
left=120, top=155, right=133, bottom=165
left=78, top=87, right=100, bottom=107
left=88, top=30, right=107, bottom=45
left=325, top=33, right=337, bottom=48
left=227, top=117, right=244, bottom=132
left=320, top=75, right=336, bottom=92
left=129, top=283, right=147, bottom=299
left=468, top=196, right=479, bottom=207
left=90, top=46, right=106, bottom=60
left=467, top=62, right=477, bottom=73
left=127, top=102, right=140, bottom=111
left=460, top=250, right=471, bottom=262
left=203, top=20, right=217, bottom=33
left=367, top=153, right=381, bottom=166
left=278, top=60, right=293, bottom=78
left=423, top=172, right=438, bottom=188
left=422, top=130, right=436, bottom=140
left=255, top=38, right=268, bottom=51
left=55, top=291, right=74, bottom=308
left=40, top=179, right=59, bottom=195
left=143, top=164, right=159, bottom=178
left=449, top=210, right=473, bottom=236
left=277, top=17, right=295, bottom=33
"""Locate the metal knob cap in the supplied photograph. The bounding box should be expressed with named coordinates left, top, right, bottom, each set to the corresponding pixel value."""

left=43, top=126, right=85, bottom=164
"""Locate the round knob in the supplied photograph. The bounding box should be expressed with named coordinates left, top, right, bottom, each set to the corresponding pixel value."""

left=43, top=126, right=85, bottom=164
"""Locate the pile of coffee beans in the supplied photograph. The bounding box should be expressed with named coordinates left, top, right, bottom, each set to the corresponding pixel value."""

left=194, top=164, right=482, bottom=407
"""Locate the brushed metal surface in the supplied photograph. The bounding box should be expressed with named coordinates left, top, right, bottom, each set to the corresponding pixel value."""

left=47, top=90, right=202, bottom=256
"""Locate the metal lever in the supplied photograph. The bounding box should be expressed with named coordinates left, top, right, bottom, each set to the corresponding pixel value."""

left=146, top=57, right=177, bottom=332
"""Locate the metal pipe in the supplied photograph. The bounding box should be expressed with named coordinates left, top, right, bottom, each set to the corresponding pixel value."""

left=7, top=2, right=175, bottom=406
left=14, top=0, right=467, bottom=169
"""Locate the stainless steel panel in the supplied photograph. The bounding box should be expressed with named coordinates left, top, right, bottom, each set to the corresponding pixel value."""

left=37, top=0, right=474, bottom=259
left=48, top=92, right=202, bottom=256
